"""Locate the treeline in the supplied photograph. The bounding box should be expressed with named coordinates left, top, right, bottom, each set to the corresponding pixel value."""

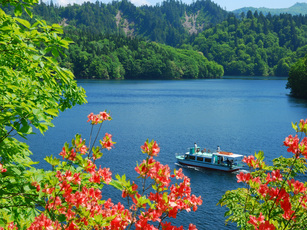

left=60, top=32, right=224, bottom=79
left=3, top=0, right=307, bottom=77
left=188, top=12, right=307, bottom=76
left=28, top=0, right=228, bottom=46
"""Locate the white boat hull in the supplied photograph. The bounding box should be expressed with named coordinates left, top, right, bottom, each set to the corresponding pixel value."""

left=176, top=158, right=241, bottom=172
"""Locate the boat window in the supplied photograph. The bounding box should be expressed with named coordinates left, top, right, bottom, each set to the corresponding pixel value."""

left=196, top=157, right=203, bottom=161
left=189, top=156, right=196, bottom=160
left=205, top=158, right=211, bottom=163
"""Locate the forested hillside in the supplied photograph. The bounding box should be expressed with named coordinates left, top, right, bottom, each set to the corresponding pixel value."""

left=4, top=0, right=307, bottom=77
left=60, top=32, right=223, bottom=79
left=29, top=0, right=228, bottom=46
left=188, top=12, right=307, bottom=76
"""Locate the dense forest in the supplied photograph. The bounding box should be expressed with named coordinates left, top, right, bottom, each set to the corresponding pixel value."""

left=29, top=0, right=228, bottom=46
left=60, top=32, right=223, bottom=79
left=3, top=0, right=307, bottom=79
left=189, top=12, right=307, bottom=76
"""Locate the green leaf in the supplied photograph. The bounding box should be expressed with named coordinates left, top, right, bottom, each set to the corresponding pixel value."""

left=24, top=6, right=33, bottom=18
left=14, top=4, right=22, bottom=17
left=12, top=167, right=21, bottom=175
left=15, top=18, right=31, bottom=28
left=109, top=179, right=124, bottom=190
left=19, top=123, right=33, bottom=134
left=51, top=48, right=59, bottom=58
left=23, top=185, right=30, bottom=192
left=292, top=122, right=298, bottom=132
left=45, top=109, right=58, bottom=117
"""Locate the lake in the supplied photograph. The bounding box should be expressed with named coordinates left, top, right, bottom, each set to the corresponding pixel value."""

left=26, top=76, right=307, bottom=229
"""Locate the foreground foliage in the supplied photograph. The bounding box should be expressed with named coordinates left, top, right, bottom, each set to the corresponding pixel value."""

left=219, top=119, right=307, bottom=229
left=0, top=0, right=86, bottom=225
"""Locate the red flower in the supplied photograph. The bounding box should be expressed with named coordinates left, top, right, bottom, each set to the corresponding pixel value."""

left=242, top=155, right=259, bottom=168
left=258, top=221, right=276, bottom=230
left=236, top=172, right=251, bottom=183
left=100, top=133, right=115, bottom=150
left=87, top=111, right=111, bottom=125
left=281, top=198, right=295, bottom=220
left=283, top=134, right=299, bottom=155
left=248, top=213, right=267, bottom=229
left=287, top=178, right=306, bottom=194
left=0, top=163, right=7, bottom=173
left=141, top=140, right=160, bottom=157
left=97, top=166, right=112, bottom=184
left=188, top=224, right=197, bottom=230
left=266, top=170, right=283, bottom=184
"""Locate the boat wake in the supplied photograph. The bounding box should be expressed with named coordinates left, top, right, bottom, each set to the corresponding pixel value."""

left=237, top=169, right=250, bottom=174
left=175, top=162, right=200, bottom=171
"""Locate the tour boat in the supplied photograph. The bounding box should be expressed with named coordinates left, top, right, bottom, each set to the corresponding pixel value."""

left=175, top=147, right=244, bottom=172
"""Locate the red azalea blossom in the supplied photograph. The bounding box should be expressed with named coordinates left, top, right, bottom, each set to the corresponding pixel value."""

left=248, top=213, right=268, bottom=229
left=59, top=147, right=68, bottom=159
left=141, top=140, right=160, bottom=157
left=188, top=224, right=197, bottom=230
left=258, top=221, right=276, bottom=230
left=266, top=170, right=283, bottom=184
left=242, top=155, right=259, bottom=168
left=258, top=184, right=269, bottom=197
left=236, top=172, right=251, bottom=183
left=28, top=213, right=59, bottom=230
left=85, top=159, right=96, bottom=173
left=283, top=134, right=300, bottom=155
left=0, top=163, right=7, bottom=173
left=100, top=133, right=115, bottom=150
left=7, top=222, right=18, bottom=230
left=97, top=166, right=112, bottom=184
left=287, top=179, right=306, bottom=194
left=79, top=144, right=87, bottom=155
left=281, top=198, right=296, bottom=220
left=87, top=111, right=111, bottom=125
left=42, top=184, right=55, bottom=195
left=31, top=181, right=41, bottom=192
left=99, top=111, right=110, bottom=120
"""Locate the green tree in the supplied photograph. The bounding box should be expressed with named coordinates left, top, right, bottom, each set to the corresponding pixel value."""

left=287, top=55, right=307, bottom=98
left=0, top=0, right=86, bottom=226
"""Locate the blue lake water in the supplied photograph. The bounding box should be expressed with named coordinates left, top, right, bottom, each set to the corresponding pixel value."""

left=26, top=77, right=307, bottom=229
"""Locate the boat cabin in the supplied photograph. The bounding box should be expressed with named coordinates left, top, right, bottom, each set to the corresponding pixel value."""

left=183, top=147, right=243, bottom=168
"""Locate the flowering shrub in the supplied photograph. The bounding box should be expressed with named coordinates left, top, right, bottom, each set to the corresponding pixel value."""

left=219, top=119, right=307, bottom=229
left=0, top=112, right=202, bottom=229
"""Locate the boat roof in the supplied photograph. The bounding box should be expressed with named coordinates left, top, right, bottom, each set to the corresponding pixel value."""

left=213, top=152, right=243, bottom=158
left=185, top=150, right=243, bottom=158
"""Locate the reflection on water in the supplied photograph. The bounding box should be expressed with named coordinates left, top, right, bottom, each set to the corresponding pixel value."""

left=287, top=96, right=307, bottom=108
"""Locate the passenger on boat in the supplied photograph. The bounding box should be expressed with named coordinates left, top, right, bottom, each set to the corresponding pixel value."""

left=217, top=146, right=221, bottom=152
